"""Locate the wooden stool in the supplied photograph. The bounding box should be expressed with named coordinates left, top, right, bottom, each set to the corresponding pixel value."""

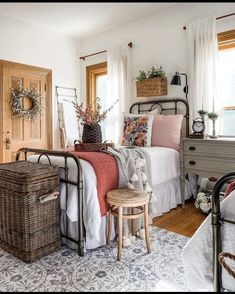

left=107, top=188, right=151, bottom=261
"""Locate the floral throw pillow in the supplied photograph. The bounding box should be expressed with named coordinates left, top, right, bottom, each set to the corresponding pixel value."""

left=121, top=114, right=153, bottom=147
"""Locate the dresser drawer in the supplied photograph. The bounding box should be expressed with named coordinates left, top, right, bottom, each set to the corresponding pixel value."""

left=184, top=155, right=235, bottom=173
left=184, top=141, right=235, bottom=157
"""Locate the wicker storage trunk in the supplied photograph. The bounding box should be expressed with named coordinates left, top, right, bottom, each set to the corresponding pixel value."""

left=0, top=161, right=61, bottom=262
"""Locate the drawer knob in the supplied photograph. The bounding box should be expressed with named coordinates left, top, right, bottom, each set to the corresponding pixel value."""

left=189, top=146, right=196, bottom=151
left=189, top=160, right=196, bottom=165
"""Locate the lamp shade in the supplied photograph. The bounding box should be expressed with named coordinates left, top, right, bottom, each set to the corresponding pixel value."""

left=171, top=73, right=181, bottom=86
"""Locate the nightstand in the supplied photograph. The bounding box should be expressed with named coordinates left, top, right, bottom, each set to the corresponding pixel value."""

left=180, top=137, right=235, bottom=206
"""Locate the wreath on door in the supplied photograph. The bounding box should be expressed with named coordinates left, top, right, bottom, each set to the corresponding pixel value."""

left=10, top=88, right=43, bottom=120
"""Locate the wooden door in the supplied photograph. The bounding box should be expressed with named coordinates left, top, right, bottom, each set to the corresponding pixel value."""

left=0, top=61, right=52, bottom=163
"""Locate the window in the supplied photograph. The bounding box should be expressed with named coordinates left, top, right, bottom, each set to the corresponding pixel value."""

left=217, top=30, right=235, bottom=136
left=86, top=62, right=107, bottom=110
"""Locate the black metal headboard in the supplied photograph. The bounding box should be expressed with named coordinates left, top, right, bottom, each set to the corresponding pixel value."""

left=129, top=98, right=189, bottom=137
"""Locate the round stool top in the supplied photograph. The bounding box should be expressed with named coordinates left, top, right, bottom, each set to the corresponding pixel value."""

left=107, top=188, right=149, bottom=207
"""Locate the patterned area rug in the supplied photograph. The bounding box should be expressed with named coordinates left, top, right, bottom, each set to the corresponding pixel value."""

left=0, top=227, right=190, bottom=292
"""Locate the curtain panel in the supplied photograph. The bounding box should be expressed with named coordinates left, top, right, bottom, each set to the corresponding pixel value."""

left=187, top=15, right=222, bottom=135
left=102, top=45, right=132, bottom=144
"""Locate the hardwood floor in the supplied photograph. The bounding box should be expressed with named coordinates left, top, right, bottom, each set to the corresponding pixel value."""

left=152, top=197, right=207, bottom=237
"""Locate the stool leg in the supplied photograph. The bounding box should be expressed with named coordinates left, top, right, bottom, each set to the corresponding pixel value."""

left=107, top=206, right=112, bottom=245
left=144, top=203, right=151, bottom=254
left=131, top=207, right=135, bottom=236
left=118, top=207, right=123, bottom=261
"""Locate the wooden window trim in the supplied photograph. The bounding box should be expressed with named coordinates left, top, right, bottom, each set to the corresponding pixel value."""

left=224, top=106, right=235, bottom=110
left=218, top=29, right=235, bottom=50
left=86, top=62, right=107, bottom=109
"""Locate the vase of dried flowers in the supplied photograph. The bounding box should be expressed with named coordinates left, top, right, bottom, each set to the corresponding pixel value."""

left=73, top=97, right=119, bottom=143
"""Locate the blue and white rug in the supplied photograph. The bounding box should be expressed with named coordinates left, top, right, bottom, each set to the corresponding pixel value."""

left=0, top=227, right=190, bottom=292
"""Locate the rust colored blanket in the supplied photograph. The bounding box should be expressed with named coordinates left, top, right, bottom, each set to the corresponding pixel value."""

left=72, top=151, right=118, bottom=216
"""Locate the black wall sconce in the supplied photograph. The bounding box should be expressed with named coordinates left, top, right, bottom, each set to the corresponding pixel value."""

left=171, top=72, right=188, bottom=102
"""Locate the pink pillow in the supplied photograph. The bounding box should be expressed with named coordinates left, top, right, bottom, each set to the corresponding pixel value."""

left=151, top=114, right=183, bottom=151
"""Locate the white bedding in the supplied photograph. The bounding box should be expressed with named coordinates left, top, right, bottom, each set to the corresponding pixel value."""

left=29, top=146, right=191, bottom=249
left=182, top=190, right=235, bottom=292
left=142, top=147, right=180, bottom=185
left=141, top=147, right=192, bottom=217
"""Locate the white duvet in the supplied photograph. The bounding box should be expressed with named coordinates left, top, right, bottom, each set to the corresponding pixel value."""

left=142, top=146, right=180, bottom=185
left=182, top=190, right=235, bottom=292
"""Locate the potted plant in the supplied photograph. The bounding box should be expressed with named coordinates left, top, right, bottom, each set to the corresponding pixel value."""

left=136, top=66, right=167, bottom=97
left=207, top=112, right=219, bottom=138
left=198, top=109, right=208, bottom=121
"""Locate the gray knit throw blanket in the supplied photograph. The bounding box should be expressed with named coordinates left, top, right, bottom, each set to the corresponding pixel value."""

left=104, top=146, right=154, bottom=245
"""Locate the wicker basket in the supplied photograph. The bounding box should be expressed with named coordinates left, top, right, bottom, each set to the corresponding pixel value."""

left=74, top=140, right=114, bottom=152
left=0, top=161, right=61, bottom=262
left=136, top=77, right=167, bottom=97
left=82, top=123, right=102, bottom=143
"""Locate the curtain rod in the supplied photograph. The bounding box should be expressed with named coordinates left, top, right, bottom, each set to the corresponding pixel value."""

left=183, top=12, right=235, bottom=30
left=79, top=42, right=133, bottom=60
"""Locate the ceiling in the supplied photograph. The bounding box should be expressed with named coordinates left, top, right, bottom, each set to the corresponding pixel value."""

left=0, top=2, right=177, bottom=39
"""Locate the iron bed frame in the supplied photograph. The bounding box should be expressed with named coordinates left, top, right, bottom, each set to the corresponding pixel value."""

left=212, top=171, right=235, bottom=292
left=130, top=98, right=189, bottom=137
left=15, top=98, right=189, bottom=257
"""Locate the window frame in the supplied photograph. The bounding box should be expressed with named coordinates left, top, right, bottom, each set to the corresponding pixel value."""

left=217, top=30, right=235, bottom=137
left=217, top=29, right=235, bottom=50
left=86, top=62, right=107, bottom=110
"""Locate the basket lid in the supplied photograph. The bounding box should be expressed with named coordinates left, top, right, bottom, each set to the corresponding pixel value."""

left=0, top=161, right=59, bottom=181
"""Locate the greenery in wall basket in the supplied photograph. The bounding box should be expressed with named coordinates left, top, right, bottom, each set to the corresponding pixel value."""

left=136, top=70, right=147, bottom=81
left=136, top=66, right=165, bottom=81
left=136, top=66, right=167, bottom=97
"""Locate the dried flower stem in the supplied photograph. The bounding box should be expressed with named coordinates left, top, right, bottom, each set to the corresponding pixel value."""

left=73, top=97, right=119, bottom=126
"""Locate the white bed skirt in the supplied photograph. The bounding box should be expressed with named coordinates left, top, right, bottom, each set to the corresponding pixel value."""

left=61, top=176, right=192, bottom=250
left=151, top=176, right=192, bottom=219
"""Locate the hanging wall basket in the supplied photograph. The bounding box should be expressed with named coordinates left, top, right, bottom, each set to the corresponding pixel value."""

left=136, top=77, right=167, bottom=97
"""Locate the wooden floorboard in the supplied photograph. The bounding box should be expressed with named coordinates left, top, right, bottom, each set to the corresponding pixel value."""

left=152, top=197, right=207, bottom=237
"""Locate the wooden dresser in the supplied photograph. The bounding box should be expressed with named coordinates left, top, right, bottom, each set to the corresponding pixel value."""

left=181, top=137, right=235, bottom=205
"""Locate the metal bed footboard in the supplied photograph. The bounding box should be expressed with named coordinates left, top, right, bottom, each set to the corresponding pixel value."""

left=212, top=171, right=235, bottom=292
left=15, top=147, right=85, bottom=256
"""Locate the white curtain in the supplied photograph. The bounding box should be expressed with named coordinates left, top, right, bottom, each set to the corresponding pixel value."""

left=187, top=15, right=221, bottom=135
left=101, top=45, right=132, bottom=144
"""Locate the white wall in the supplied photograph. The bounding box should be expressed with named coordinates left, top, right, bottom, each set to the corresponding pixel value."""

left=0, top=14, right=80, bottom=148
left=80, top=3, right=235, bottom=108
